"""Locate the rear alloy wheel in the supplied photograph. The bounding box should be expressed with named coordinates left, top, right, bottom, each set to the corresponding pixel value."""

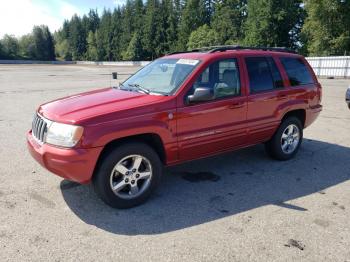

left=265, top=117, right=303, bottom=161
left=93, top=143, right=162, bottom=208
left=280, top=124, right=300, bottom=154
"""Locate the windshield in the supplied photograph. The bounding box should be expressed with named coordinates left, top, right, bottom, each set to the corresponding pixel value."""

left=122, top=58, right=200, bottom=95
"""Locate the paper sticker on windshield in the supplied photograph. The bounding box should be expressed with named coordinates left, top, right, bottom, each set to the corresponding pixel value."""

left=176, top=59, right=199, bottom=66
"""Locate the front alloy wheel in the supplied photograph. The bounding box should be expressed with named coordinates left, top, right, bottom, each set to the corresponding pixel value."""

left=110, top=155, right=152, bottom=199
left=93, top=143, right=162, bottom=208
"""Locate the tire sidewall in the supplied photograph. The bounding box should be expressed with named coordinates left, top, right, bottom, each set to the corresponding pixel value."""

left=269, top=117, right=303, bottom=160
left=93, top=143, right=162, bottom=208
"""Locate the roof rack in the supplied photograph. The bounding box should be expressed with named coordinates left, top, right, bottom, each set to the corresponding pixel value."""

left=168, top=45, right=296, bottom=55
left=207, top=45, right=296, bottom=54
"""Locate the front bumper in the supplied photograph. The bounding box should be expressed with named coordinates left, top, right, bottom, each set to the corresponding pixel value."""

left=27, top=131, right=103, bottom=184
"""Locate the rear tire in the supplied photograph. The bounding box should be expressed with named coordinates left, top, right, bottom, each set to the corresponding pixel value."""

left=265, top=117, right=303, bottom=161
left=93, top=142, right=162, bottom=208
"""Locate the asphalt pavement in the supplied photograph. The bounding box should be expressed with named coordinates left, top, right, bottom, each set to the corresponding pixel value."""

left=0, top=64, right=349, bottom=262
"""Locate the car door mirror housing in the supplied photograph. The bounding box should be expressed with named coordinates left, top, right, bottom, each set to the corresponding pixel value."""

left=187, top=87, right=214, bottom=103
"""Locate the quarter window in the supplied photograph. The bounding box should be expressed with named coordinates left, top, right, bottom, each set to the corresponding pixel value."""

left=280, top=57, right=314, bottom=86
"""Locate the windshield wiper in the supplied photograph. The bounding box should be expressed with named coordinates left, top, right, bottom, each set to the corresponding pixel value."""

left=128, top=83, right=150, bottom=94
left=116, top=82, right=127, bottom=90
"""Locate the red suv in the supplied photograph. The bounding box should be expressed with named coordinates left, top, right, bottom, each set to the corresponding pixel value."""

left=27, top=46, right=322, bottom=208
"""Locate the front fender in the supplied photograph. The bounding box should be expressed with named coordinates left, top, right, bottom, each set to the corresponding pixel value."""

left=81, top=111, right=176, bottom=148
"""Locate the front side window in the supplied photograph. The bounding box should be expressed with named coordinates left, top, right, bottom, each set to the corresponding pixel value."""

left=191, top=58, right=241, bottom=99
left=122, top=58, right=200, bottom=95
left=246, top=57, right=284, bottom=93
left=280, top=57, right=314, bottom=86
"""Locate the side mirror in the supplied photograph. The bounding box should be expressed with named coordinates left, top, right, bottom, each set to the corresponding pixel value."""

left=187, top=87, right=214, bottom=103
left=112, top=72, right=118, bottom=80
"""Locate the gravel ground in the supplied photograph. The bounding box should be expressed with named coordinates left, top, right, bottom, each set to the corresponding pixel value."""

left=0, top=64, right=349, bottom=262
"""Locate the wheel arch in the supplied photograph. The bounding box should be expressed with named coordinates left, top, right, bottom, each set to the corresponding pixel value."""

left=92, top=133, right=167, bottom=180
left=281, top=109, right=306, bottom=128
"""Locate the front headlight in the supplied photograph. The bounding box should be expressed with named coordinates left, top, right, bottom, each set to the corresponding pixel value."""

left=46, top=122, right=84, bottom=148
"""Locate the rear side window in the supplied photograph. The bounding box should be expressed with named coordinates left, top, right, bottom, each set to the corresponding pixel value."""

left=280, top=57, right=314, bottom=86
left=267, top=57, right=284, bottom=88
left=245, top=57, right=284, bottom=93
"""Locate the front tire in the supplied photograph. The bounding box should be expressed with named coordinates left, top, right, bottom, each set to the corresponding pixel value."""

left=265, top=117, right=303, bottom=161
left=93, top=143, right=162, bottom=208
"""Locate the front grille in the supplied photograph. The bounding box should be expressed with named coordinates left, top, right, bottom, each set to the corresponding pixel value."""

left=32, top=114, right=47, bottom=143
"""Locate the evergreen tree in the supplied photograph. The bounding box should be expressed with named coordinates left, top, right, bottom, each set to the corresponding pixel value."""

left=42, top=26, right=55, bottom=60
left=187, top=24, right=220, bottom=49
left=69, top=15, right=87, bottom=60
left=211, top=0, right=247, bottom=45
left=0, top=41, right=5, bottom=59
left=120, top=1, right=134, bottom=54
left=87, top=9, right=100, bottom=33
left=122, top=31, right=143, bottom=60
left=244, top=0, right=304, bottom=49
left=110, top=7, right=124, bottom=60
left=97, top=9, right=113, bottom=61
left=177, top=0, right=208, bottom=50
left=87, top=31, right=98, bottom=60
left=165, top=0, right=179, bottom=53
left=302, top=0, right=350, bottom=56
left=143, top=0, right=163, bottom=59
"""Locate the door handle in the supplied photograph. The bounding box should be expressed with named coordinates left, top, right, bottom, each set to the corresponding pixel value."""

left=229, top=102, right=244, bottom=109
left=277, top=94, right=288, bottom=100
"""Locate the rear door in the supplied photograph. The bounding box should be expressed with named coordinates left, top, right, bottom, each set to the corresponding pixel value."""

left=176, top=58, right=248, bottom=161
left=245, top=56, right=290, bottom=143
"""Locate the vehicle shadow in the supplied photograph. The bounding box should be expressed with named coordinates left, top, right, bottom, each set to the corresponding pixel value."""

left=60, top=139, right=350, bottom=235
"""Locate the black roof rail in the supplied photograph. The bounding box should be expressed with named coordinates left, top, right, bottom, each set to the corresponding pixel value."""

left=207, top=45, right=297, bottom=54
left=167, top=45, right=297, bottom=55
left=167, top=49, right=202, bottom=55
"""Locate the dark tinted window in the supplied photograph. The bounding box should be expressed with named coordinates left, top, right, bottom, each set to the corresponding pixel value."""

left=267, top=57, right=284, bottom=88
left=192, top=58, right=241, bottom=99
left=246, top=57, right=274, bottom=92
left=280, top=57, right=314, bottom=86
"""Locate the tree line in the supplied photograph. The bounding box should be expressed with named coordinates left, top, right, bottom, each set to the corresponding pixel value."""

left=1, top=0, right=349, bottom=61
left=0, top=25, right=55, bottom=60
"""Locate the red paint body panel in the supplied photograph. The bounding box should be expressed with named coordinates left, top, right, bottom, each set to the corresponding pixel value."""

left=27, top=131, right=102, bottom=184
left=27, top=50, right=322, bottom=183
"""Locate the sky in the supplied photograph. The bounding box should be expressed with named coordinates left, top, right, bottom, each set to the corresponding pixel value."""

left=0, top=0, right=126, bottom=38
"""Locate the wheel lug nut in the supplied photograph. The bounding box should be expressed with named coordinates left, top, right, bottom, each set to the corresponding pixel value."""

left=125, top=178, right=129, bottom=183
left=131, top=180, right=135, bottom=184
left=136, top=174, right=140, bottom=178
left=132, top=169, right=136, bottom=173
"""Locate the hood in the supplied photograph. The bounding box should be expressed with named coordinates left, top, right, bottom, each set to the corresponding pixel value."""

left=38, top=88, right=169, bottom=124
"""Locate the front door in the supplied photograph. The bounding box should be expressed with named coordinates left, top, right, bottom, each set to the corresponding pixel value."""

left=177, top=58, right=248, bottom=161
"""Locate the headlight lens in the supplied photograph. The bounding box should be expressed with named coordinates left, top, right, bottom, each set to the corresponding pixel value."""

left=46, top=122, right=84, bottom=147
